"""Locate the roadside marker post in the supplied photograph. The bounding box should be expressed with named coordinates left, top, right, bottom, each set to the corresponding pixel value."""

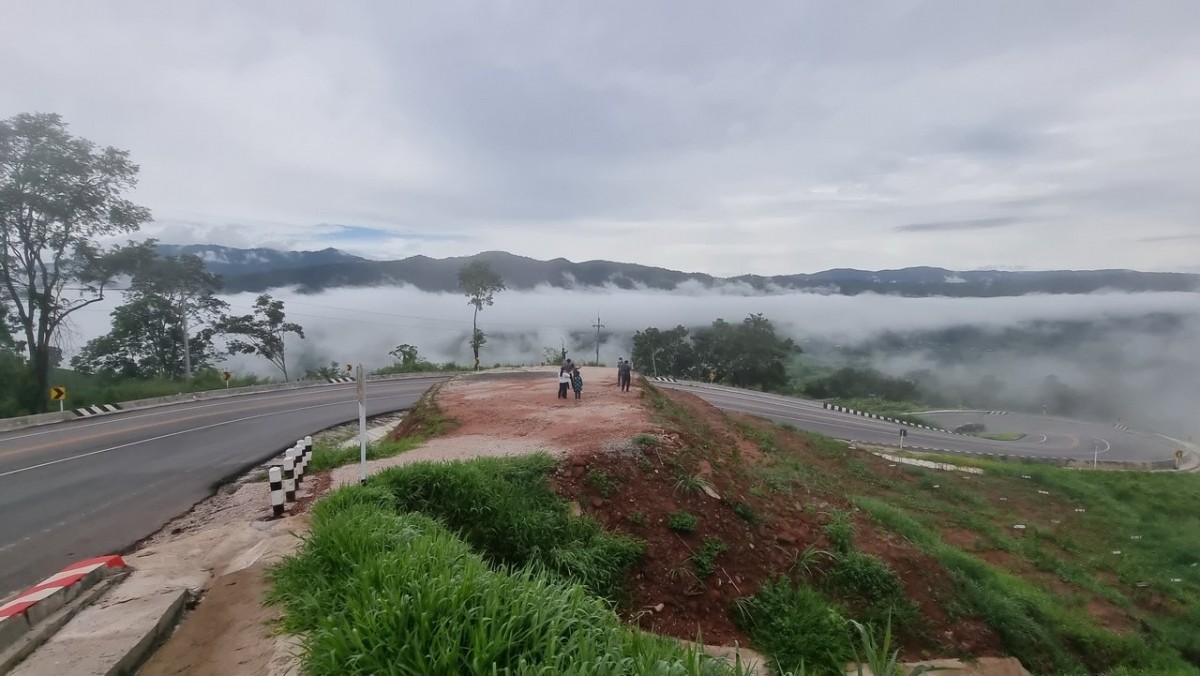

left=899, top=427, right=907, bottom=451
left=357, top=364, right=368, bottom=486
left=50, top=386, right=67, bottom=412
left=295, top=442, right=307, bottom=478
left=282, top=455, right=296, bottom=504
left=292, top=446, right=303, bottom=485
left=269, top=466, right=284, bottom=517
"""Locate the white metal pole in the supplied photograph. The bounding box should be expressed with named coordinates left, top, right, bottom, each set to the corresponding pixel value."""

left=1094, top=443, right=1099, bottom=470
left=357, top=364, right=367, bottom=485
left=900, top=430, right=904, bottom=452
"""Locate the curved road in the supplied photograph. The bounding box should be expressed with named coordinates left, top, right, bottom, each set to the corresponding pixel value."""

left=0, top=376, right=449, bottom=597
left=655, top=381, right=1178, bottom=463
left=1, top=374, right=1179, bottom=599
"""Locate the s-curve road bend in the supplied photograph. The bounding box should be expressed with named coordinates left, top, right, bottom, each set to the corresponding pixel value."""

left=0, top=375, right=449, bottom=598
left=656, top=381, right=1178, bottom=465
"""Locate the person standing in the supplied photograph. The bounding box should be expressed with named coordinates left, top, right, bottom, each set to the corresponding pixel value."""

left=557, top=366, right=571, bottom=399
left=616, top=358, right=625, bottom=386
left=571, top=365, right=584, bottom=400
left=618, top=359, right=633, bottom=392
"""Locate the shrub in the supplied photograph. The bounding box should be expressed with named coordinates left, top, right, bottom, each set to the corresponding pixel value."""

left=270, top=500, right=744, bottom=675
left=822, top=510, right=855, bottom=553
left=668, top=511, right=698, bottom=533
left=691, top=536, right=728, bottom=578
left=734, top=576, right=852, bottom=675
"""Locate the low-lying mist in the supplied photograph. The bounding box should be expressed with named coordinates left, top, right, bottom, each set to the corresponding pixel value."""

left=61, top=285, right=1200, bottom=439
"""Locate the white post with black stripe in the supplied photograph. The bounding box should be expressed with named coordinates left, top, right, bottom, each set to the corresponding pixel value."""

left=269, top=466, right=284, bottom=518
left=291, top=445, right=304, bottom=485
left=296, top=441, right=309, bottom=476
left=282, top=453, right=296, bottom=503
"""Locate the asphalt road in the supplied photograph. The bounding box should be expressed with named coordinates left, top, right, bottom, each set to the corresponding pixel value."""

left=0, top=376, right=449, bottom=598
left=656, top=381, right=1179, bottom=463
left=0, top=372, right=1180, bottom=599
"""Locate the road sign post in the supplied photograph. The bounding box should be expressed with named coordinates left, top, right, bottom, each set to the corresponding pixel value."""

left=50, top=386, right=67, bottom=412
left=899, top=427, right=907, bottom=451
left=357, top=364, right=367, bottom=485
left=221, top=371, right=232, bottom=388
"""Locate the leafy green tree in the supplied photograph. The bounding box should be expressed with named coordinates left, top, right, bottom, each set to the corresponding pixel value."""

left=0, top=113, right=151, bottom=410
left=692, top=314, right=797, bottom=391
left=632, top=325, right=694, bottom=378
left=72, top=242, right=227, bottom=380
left=389, top=343, right=420, bottom=368
left=72, top=294, right=219, bottom=379
left=457, top=261, right=505, bottom=370
left=217, top=294, right=305, bottom=380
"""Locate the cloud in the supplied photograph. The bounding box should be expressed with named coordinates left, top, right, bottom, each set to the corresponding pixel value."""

left=4, top=1, right=1200, bottom=274
left=1138, top=234, right=1200, bottom=243
left=894, top=217, right=1020, bottom=233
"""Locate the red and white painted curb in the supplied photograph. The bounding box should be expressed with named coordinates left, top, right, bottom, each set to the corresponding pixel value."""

left=0, top=555, right=126, bottom=650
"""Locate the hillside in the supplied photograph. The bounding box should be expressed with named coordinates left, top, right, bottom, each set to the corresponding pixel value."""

left=158, top=244, right=1200, bottom=297
left=262, top=371, right=1200, bottom=675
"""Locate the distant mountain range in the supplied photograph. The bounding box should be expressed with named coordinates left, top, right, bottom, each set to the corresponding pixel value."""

left=157, top=244, right=1200, bottom=297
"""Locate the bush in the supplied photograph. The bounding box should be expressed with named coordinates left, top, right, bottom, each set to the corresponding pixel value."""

left=668, top=511, right=698, bottom=533
left=822, top=510, right=855, bottom=553
left=690, top=536, right=728, bottom=578
left=370, top=453, right=644, bottom=599
left=734, top=577, right=852, bottom=675
left=270, top=499, right=744, bottom=675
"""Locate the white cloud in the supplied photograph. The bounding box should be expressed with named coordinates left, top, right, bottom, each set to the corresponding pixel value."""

left=4, top=1, right=1200, bottom=274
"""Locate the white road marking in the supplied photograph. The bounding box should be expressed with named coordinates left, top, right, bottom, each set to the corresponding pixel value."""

left=0, top=400, right=349, bottom=479
left=0, top=378, right=440, bottom=443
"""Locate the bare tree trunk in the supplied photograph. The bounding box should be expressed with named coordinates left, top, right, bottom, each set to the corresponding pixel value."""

left=472, top=305, right=480, bottom=370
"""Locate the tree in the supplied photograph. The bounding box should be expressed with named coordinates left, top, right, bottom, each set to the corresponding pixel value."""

left=72, top=242, right=227, bottom=380
left=632, top=325, right=694, bottom=377
left=0, top=113, right=151, bottom=410
left=217, top=294, right=305, bottom=380
left=72, top=294, right=219, bottom=379
left=389, top=343, right=420, bottom=368
left=457, top=261, right=505, bottom=370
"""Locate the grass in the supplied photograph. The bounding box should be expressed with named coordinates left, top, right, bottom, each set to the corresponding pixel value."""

left=822, top=510, right=855, bottom=553
left=585, top=467, right=620, bottom=498
left=733, top=576, right=852, bottom=676
left=30, top=366, right=265, bottom=415
left=366, top=453, right=645, bottom=600
left=826, top=397, right=936, bottom=428
left=269, top=493, right=746, bottom=675
left=977, top=432, right=1027, bottom=441
left=668, top=510, right=698, bottom=533
left=689, top=536, right=728, bottom=578
left=306, top=385, right=458, bottom=472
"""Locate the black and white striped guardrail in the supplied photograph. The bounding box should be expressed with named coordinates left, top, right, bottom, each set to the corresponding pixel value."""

left=327, top=376, right=354, bottom=384
left=651, top=376, right=679, bottom=383
left=820, top=402, right=945, bottom=431
left=269, top=436, right=315, bottom=517
left=73, top=403, right=123, bottom=417
left=986, top=411, right=1010, bottom=415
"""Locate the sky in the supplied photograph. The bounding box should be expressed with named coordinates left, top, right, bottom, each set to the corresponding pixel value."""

left=4, top=1, right=1200, bottom=276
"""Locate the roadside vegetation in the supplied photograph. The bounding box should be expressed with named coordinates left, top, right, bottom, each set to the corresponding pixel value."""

left=823, top=396, right=935, bottom=428
left=269, top=455, right=748, bottom=675
left=306, top=385, right=458, bottom=472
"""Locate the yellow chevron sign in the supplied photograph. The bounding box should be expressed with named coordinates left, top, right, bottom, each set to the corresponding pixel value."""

left=50, top=386, right=67, bottom=401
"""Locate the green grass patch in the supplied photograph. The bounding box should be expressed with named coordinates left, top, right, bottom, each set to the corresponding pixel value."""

left=368, top=453, right=644, bottom=600
left=734, top=576, right=853, bottom=676
left=690, top=536, right=728, bottom=578
left=668, top=510, right=698, bottom=533
left=822, top=510, right=855, bottom=553
left=852, top=495, right=1192, bottom=674
left=585, top=467, right=620, bottom=498
left=306, top=385, right=458, bottom=472
left=977, top=432, right=1027, bottom=442
left=270, top=495, right=745, bottom=675
left=826, top=397, right=935, bottom=428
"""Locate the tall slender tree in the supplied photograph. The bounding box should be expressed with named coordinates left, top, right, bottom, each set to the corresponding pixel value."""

left=217, top=294, right=305, bottom=380
left=0, top=113, right=150, bottom=410
left=457, top=260, right=505, bottom=370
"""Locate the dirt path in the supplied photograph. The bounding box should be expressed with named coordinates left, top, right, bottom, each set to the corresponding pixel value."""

left=138, top=564, right=280, bottom=676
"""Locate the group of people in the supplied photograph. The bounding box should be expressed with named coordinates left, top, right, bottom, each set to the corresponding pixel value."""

left=557, top=359, right=584, bottom=399
left=555, top=358, right=636, bottom=400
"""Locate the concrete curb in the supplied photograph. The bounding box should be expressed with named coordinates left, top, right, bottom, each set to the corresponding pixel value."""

left=0, top=556, right=127, bottom=655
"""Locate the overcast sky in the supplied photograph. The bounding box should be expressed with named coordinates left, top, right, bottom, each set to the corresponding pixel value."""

left=5, top=1, right=1200, bottom=276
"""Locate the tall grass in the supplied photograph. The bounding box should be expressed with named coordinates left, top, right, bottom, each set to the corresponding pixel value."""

left=270, top=498, right=744, bottom=675
left=369, top=453, right=644, bottom=600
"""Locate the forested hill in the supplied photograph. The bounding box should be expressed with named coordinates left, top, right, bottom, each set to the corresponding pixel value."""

left=158, top=244, right=1200, bottom=297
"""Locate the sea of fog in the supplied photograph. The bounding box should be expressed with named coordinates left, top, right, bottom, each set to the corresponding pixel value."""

left=60, top=285, right=1200, bottom=437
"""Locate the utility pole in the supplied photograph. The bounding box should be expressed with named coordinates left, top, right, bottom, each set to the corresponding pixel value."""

left=592, top=311, right=604, bottom=366
left=180, top=296, right=191, bottom=378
